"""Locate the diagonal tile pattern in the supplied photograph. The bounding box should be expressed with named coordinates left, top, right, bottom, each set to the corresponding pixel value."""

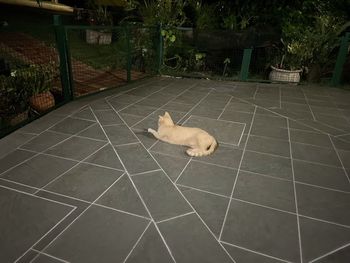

left=1, top=77, right=350, bottom=263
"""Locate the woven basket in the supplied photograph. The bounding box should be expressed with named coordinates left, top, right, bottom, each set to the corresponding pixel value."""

left=269, top=66, right=302, bottom=83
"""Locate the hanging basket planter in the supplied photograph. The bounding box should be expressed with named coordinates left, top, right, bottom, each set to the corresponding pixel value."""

left=269, top=66, right=302, bottom=84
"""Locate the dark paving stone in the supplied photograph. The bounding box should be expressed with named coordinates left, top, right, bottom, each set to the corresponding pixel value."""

left=71, top=108, right=96, bottom=121
left=246, top=135, right=290, bottom=157
left=135, top=97, right=169, bottom=108
left=0, top=187, right=72, bottom=263
left=132, top=129, right=158, bottom=149
left=289, top=120, right=316, bottom=132
left=179, top=186, right=229, bottom=237
left=298, top=120, right=345, bottom=136
left=184, top=116, right=245, bottom=146
left=300, top=217, right=350, bottom=262
left=219, top=111, right=254, bottom=125
left=45, top=137, right=106, bottom=161
left=16, top=249, right=38, bottom=263
left=254, top=115, right=287, bottom=128
left=291, top=142, right=342, bottom=167
left=45, top=205, right=149, bottom=263
left=152, top=152, right=189, bottom=181
left=21, top=131, right=70, bottom=152
left=96, top=174, right=148, bottom=217
left=189, top=104, right=223, bottom=119
left=331, top=137, right=350, bottom=151
left=221, top=200, right=300, bottom=262
left=296, top=184, right=350, bottom=226
left=45, top=163, right=123, bottom=202
left=20, top=114, right=65, bottom=134
left=132, top=116, right=158, bottom=130
left=84, top=144, right=124, bottom=171
left=241, top=151, right=293, bottom=180
left=120, top=113, right=144, bottom=127
left=158, top=213, right=233, bottom=263
left=178, top=161, right=237, bottom=196
left=108, top=94, right=144, bottom=104
left=290, top=130, right=333, bottom=148
left=338, top=150, right=350, bottom=169
left=193, top=145, right=243, bottom=169
left=89, top=99, right=113, bottom=111
left=76, top=123, right=108, bottom=141
left=316, top=245, right=350, bottom=263
left=0, top=178, right=37, bottom=194
left=293, top=160, right=350, bottom=191
left=233, top=171, right=295, bottom=212
left=1, top=154, right=77, bottom=188
left=0, top=131, right=36, bottom=159
left=125, top=223, right=173, bottom=263
left=161, top=101, right=193, bottom=112
left=0, top=149, right=35, bottom=174
left=151, top=141, right=189, bottom=159
left=132, top=170, right=191, bottom=221
left=49, top=117, right=95, bottom=135
left=93, top=110, right=123, bottom=126
left=103, top=124, right=139, bottom=145
left=224, top=101, right=255, bottom=113
left=31, top=254, right=64, bottom=263
left=223, top=244, right=285, bottom=263
left=250, top=123, right=289, bottom=140
left=116, top=143, right=159, bottom=175
left=120, top=104, right=158, bottom=117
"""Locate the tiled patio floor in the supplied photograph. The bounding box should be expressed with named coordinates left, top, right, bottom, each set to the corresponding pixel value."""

left=1, top=77, right=350, bottom=263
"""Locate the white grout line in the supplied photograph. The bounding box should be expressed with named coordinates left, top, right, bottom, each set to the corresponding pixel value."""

left=14, top=206, right=77, bottom=263
left=156, top=211, right=196, bottom=224
left=130, top=169, right=162, bottom=177
left=328, top=135, right=350, bottom=184
left=174, top=158, right=192, bottom=184
left=176, top=183, right=230, bottom=199
left=122, top=221, right=152, bottom=263
left=218, top=106, right=257, bottom=241
left=279, top=86, right=282, bottom=109
left=217, top=96, right=233, bottom=120
left=252, top=86, right=259, bottom=100
left=90, top=105, right=177, bottom=263
left=295, top=181, right=350, bottom=194
left=308, top=242, right=350, bottom=263
left=220, top=241, right=293, bottom=263
left=30, top=249, right=70, bottom=263
left=287, top=118, right=304, bottom=263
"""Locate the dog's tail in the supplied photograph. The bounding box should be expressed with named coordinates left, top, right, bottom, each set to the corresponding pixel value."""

left=186, top=137, right=218, bottom=157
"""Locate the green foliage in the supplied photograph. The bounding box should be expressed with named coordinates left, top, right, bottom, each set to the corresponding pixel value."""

left=194, top=3, right=220, bottom=30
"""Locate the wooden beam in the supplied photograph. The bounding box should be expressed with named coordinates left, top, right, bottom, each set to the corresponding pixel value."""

left=0, top=0, right=74, bottom=13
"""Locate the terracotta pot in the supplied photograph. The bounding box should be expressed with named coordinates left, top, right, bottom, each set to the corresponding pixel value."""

left=30, top=91, right=55, bottom=113
left=269, top=66, right=302, bottom=83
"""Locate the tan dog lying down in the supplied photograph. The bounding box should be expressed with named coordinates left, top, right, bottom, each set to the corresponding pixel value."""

left=148, top=112, right=218, bottom=157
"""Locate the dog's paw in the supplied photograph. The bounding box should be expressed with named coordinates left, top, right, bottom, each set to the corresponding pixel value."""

left=147, top=128, right=153, bottom=133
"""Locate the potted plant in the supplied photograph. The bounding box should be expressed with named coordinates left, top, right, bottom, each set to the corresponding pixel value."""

left=86, top=1, right=113, bottom=44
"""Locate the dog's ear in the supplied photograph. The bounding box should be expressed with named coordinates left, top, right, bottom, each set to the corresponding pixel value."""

left=164, top=111, right=170, bottom=118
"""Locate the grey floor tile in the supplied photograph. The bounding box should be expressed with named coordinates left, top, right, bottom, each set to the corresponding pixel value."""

left=0, top=178, right=37, bottom=194
left=254, top=114, right=287, bottom=128
left=20, top=114, right=65, bottom=134
left=250, top=123, right=289, bottom=140
left=76, top=123, right=108, bottom=141
left=158, top=213, right=233, bottom=263
left=125, top=223, right=173, bottom=263
left=219, top=111, right=254, bottom=125
left=296, top=183, right=350, bottom=226
left=290, top=130, right=333, bottom=148
left=71, top=108, right=96, bottom=121
left=116, top=143, right=159, bottom=175
left=293, top=160, right=350, bottom=191
left=224, top=101, right=255, bottom=113
left=289, top=120, right=316, bottom=132
left=300, top=217, right=350, bottom=262
left=132, top=116, right=158, bottom=130
left=179, top=186, right=229, bottom=237
left=338, top=150, right=350, bottom=169
left=93, top=110, right=123, bottom=126
left=16, top=250, right=38, bottom=263
left=223, top=244, right=285, bottom=263
left=316, top=245, right=350, bottom=263
left=189, top=105, right=223, bottom=119
left=178, top=161, right=237, bottom=196
left=221, top=200, right=300, bottom=262
left=89, top=99, right=113, bottom=111
left=241, top=151, right=293, bottom=180
left=0, top=131, right=36, bottom=159
left=152, top=152, right=189, bottom=181
left=0, top=187, right=72, bottom=263
left=184, top=116, right=245, bottom=146
left=120, top=104, right=158, bottom=117
left=31, top=254, right=64, bottom=263
left=132, top=129, right=158, bottom=149
left=21, top=131, right=70, bottom=152
left=45, top=163, right=123, bottom=202
left=96, top=174, right=148, bottom=217
left=331, top=137, right=350, bottom=151
left=246, top=135, right=290, bottom=157
left=150, top=141, right=189, bottom=159
left=233, top=171, right=296, bottom=212
left=104, top=125, right=139, bottom=145
left=45, top=205, right=149, bottom=263
left=132, top=170, right=191, bottom=221
left=108, top=94, right=144, bottom=104
left=193, top=145, right=243, bottom=169
left=49, top=117, right=95, bottom=135
left=45, top=137, right=106, bottom=161
left=135, top=97, right=168, bottom=108
left=161, top=101, right=193, bottom=112
left=1, top=154, right=77, bottom=188
left=291, top=142, right=342, bottom=167
left=120, top=113, right=144, bottom=127
left=0, top=149, right=35, bottom=174
left=84, top=144, right=124, bottom=170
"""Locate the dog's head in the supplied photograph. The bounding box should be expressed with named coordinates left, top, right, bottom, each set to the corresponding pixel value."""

left=158, top=111, right=174, bottom=127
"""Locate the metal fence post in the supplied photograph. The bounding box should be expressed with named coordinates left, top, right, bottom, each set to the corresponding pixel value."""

left=125, top=26, right=132, bottom=82
left=157, top=23, right=163, bottom=74
left=239, top=48, right=253, bottom=81
left=53, top=15, right=73, bottom=101
left=331, top=33, right=350, bottom=86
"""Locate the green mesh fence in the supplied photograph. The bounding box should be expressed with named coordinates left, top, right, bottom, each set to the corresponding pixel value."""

left=0, top=24, right=64, bottom=137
